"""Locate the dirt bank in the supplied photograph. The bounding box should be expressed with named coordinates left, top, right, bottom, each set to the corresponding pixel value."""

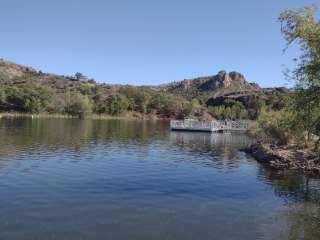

left=244, top=143, right=320, bottom=175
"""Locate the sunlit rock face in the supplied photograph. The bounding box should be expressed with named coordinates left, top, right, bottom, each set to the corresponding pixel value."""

left=159, top=69, right=264, bottom=101
left=216, top=71, right=247, bottom=88
left=195, top=70, right=254, bottom=93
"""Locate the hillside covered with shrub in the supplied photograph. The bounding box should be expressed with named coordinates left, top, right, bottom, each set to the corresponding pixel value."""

left=0, top=59, right=289, bottom=119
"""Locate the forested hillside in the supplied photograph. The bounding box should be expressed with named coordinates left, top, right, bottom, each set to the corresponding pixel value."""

left=0, top=59, right=288, bottom=119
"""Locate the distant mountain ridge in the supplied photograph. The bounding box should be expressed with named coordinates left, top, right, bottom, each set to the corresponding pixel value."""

left=0, top=59, right=121, bottom=98
left=0, top=59, right=268, bottom=98
left=0, top=59, right=289, bottom=119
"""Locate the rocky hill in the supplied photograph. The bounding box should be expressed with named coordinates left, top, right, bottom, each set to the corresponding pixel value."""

left=159, top=70, right=263, bottom=100
left=0, top=59, right=289, bottom=119
left=0, top=59, right=124, bottom=98
left=0, top=59, right=266, bottom=99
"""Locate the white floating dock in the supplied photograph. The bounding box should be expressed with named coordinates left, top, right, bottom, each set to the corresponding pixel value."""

left=170, top=119, right=249, bottom=132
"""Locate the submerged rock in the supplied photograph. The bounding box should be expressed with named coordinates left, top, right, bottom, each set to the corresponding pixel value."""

left=243, top=143, right=279, bottom=164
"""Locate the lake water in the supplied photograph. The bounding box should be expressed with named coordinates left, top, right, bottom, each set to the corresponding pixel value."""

left=0, top=118, right=319, bottom=240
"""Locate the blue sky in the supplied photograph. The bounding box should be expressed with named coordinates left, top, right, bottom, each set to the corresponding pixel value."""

left=0, top=0, right=316, bottom=87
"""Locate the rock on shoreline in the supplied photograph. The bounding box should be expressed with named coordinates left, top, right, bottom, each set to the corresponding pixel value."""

left=243, top=143, right=320, bottom=175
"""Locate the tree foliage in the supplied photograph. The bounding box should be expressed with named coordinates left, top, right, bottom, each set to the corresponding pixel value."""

left=255, top=108, right=297, bottom=145
left=119, top=86, right=152, bottom=113
left=64, top=92, right=92, bottom=117
left=254, top=5, right=320, bottom=148
left=0, top=84, right=53, bottom=113
left=106, top=93, right=129, bottom=115
left=74, top=72, right=87, bottom=81
left=208, top=99, right=248, bottom=120
left=0, top=87, right=5, bottom=104
left=279, top=6, right=320, bottom=146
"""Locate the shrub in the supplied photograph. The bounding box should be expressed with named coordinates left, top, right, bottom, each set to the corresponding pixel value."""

left=120, top=86, right=151, bottom=114
left=64, top=92, right=92, bottom=117
left=3, top=85, right=53, bottom=113
left=255, top=109, right=299, bottom=145
left=0, top=87, right=5, bottom=104
left=106, top=93, right=129, bottom=115
left=148, top=93, right=170, bottom=114
left=208, top=103, right=248, bottom=120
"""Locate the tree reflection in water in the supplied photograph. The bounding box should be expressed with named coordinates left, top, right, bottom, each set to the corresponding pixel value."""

left=0, top=118, right=169, bottom=158
left=257, top=167, right=320, bottom=239
left=1, top=118, right=319, bottom=239
left=171, top=131, right=320, bottom=239
left=169, top=131, right=254, bottom=168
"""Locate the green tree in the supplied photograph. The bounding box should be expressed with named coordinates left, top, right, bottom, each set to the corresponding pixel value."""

left=3, top=85, right=53, bottom=113
left=135, top=90, right=151, bottom=114
left=279, top=6, right=320, bottom=145
left=256, top=108, right=296, bottom=145
left=148, top=93, right=170, bottom=114
left=245, top=96, right=264, bottom=120
left=23, top=85, right=53, bottom=113
left=119, top=86, right=151, bottom=113
left=92, top=92, right=106, bottom=114
left=208, top=100, right=248, bottom=120
left=181, top=103, right=193, bottom=118
left=74, top=72, right=87, bottom=81
left=190, top=98, right=201, bottom=110
left=0, top=87, right=5, bottom=104
left=106, top=93, right=129, bottom=115
left=65, top=92, right=92, bottom=118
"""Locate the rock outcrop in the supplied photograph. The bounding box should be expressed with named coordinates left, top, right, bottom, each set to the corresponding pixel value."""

left=160, top=70, right=262, bottom=99
left=0, top=59, right=287, bottom=110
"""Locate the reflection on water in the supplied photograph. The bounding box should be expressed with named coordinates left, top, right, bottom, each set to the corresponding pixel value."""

left=0, top=118, right=168, bottom=158
left=170, top=131, right=254, bottom=169
left=0, top=118, right=319, bottom=240
left=170, top=131, right=253, bottom=146
left=261, top=170, right=320, bottom=240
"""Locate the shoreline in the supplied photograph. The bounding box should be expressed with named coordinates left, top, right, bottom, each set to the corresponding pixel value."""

left=0, top=112, right=170, bottom=121
left=243, top=143, right=320, bottom=175
left=3, top=112, right=318, bottom=175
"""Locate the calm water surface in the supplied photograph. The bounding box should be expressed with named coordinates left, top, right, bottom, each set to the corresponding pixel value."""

left=0, top=118, right=319, bottom=240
